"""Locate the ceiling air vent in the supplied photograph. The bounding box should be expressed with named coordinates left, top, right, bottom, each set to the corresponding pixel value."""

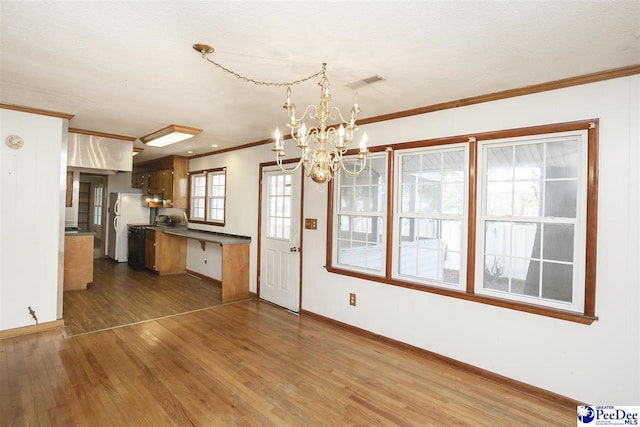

left=345, top=75, right=384, bottom=89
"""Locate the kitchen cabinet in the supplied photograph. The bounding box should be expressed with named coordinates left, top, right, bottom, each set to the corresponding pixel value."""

left=134, top=156, right=188, bottom=208
left=64, top=233, right=94, bottom=290
left=144, top=229, right=186, bottom=275
left=131, top=171, right=145, bottom=188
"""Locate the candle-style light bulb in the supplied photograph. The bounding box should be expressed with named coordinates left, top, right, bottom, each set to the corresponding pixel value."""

left=359, top=133, right=368, bottom=153
left=290, top=105, right=296, bottom=125
left=353, top=92, right=360, bottom=114
left=274, top=127, right=282, bottom=149
left=298, top=123, right=307, bottom=144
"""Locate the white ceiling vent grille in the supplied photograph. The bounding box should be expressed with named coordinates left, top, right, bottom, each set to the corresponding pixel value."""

left=345, top=75, right=384, bottom=89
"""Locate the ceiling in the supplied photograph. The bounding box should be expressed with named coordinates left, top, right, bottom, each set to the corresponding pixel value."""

left=1, top=1, right=638, bottom=164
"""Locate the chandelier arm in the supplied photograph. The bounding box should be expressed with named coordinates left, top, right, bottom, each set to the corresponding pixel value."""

left=339, top=157, right=367, bottom=177
left=329, top=106, right=352, bottom=124
left=276, top=154, right=306, bottom=174
left=200, top=53, right=324, bottom=87
left=297, top=105, right=316, bottom=123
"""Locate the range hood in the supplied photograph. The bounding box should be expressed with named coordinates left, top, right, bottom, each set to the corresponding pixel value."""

left=67, top=132, right=133, bottom=172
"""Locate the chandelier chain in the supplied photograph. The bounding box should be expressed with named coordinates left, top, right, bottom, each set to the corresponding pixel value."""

left=201, top=53, right=325, bottom=87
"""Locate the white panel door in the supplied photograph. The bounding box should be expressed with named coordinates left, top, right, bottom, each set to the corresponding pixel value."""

left=259, top=167, right=302, bottom=312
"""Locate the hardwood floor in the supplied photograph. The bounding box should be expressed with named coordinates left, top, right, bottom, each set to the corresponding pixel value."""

left=1, top=300, right=575, bottom=426
left=63, top=258, right=223, bottom=336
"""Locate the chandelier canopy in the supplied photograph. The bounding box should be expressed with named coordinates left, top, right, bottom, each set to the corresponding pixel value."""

left=193, top=44, right=368, bottom=184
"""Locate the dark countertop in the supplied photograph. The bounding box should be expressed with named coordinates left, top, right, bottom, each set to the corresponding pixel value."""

left=65, top=230, right=96, bottom=237
left=162, top=228, right=251, bottom=246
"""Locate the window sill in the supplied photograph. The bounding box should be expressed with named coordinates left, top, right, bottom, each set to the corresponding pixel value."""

left=325, top=266, right=598, bottom=325
left=187, top=219, right=226, bottom=227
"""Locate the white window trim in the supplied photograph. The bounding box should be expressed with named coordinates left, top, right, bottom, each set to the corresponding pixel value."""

left=474, top=130, right=588, bottom=312
left=392, top=143, right=469, bottom=290
left=190, top=173, right=206, bottom=221
left=206, top=170, right=225, bottom=223
left=332, top=153, right=388, bottom=277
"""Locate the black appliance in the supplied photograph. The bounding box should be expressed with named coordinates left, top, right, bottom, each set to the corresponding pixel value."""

left=127, top=225, right=147, bottom=270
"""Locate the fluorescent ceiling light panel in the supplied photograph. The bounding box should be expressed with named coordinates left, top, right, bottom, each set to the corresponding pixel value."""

left=140, top=124, right=202, bottom=147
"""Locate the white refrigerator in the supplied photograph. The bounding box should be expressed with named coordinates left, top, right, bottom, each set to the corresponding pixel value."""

left=107, top=192, right=150, bottom=262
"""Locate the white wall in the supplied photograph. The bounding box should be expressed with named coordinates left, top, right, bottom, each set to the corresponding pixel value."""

left=191, top=75, right=640, bottom=404
left=0, top=109, right=66, bottom=330
left=107, top=170, right=137, bottom=194
left=190, top=148, right=268, bottom=286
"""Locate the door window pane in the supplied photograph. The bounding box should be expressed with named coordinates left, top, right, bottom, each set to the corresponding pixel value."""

left=267, top=174, right=292, bottom=239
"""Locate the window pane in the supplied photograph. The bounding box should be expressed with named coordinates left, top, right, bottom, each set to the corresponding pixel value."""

left=191, top=198, right=204, bottom=219
left=512, top=259, right=540, bottom=297
left=336, top=214, right=383, bottom=271
left=486, top=181, right=513, bottom=216
left=544, top=180, right=577, bottom=218
left=418, top=182, right=441, bottom=214
left=542, top=262, right=573, bottom=302
left=546, top=139, right=578, bottom=179
left=442, top=151, right=464, bottom=182
left=340, top=186, right=354, bottom=210
left=543, top=224, right=574, bottom=262
left=512, top=222, right=540, bottom=259
left=483, top=256, right=509, bottom=291
left=487, top=146, right=512, bottom=181
left=284, top=175, right=292, bottom=195
left=397, top=218, right=460, bottom=284
left=192, top=175, right=206, bottom=197
left=442, top=182, right=463, bottom=214
left=401, top=183, right=417, bottom=213
left=266, top=173, right=292, bottom=239
left=513, top=180, right=541, bottom=216
left=485, top=221, right=511, bottom=256
left=514, top=143, right=543, bottom=180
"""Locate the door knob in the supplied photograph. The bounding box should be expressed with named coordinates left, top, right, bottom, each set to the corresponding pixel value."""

left=289, top=247, right=300, bottom=252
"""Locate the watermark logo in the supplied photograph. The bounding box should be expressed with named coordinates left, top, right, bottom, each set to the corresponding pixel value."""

left=577, top=406, right=640, bottom=426
left=578, top=406, right=596, bottom=424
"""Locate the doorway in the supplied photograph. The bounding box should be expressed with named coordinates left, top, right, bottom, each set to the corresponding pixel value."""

left=78, top=173, right=107, bottom=257
left=259, top=166, right=302, bottom=312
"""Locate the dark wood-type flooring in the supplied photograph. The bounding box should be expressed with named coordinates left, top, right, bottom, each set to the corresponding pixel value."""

left=1, top=299, right=575, bottom=426
left=63, top=258, right=223, bottom=336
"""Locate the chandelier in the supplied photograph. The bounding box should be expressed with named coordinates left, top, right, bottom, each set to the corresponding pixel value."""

left=193, top=44, right=368, bottom=184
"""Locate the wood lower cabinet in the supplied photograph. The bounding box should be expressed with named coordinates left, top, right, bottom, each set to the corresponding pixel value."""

left=64, top=234, right=94, bottom=291
left=144, top=229, right=186, bottom=275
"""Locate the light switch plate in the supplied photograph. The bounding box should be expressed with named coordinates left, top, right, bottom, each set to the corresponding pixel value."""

left=305, top=218, right=318, bottom=230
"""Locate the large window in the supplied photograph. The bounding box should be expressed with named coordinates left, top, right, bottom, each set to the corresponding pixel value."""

left=476, top=131, right=586, bottom=312
left=333, top=155, right=387, bottom=275
left=393, top=145, right=468, bottom=289
left=328, top=120, right=598, bottom=323
left=189, top=168, right=226, bottom=225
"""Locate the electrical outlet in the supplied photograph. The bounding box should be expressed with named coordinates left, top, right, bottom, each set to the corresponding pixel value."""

left=204, top=257, right=207, bottom=264
left=349, top=293, right=356, bottom=306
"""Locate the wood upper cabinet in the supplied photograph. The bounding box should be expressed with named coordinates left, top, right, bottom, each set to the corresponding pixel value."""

left=134, top=156, right=188, bottom=209
left=131, top=171, right=145, bottom=189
